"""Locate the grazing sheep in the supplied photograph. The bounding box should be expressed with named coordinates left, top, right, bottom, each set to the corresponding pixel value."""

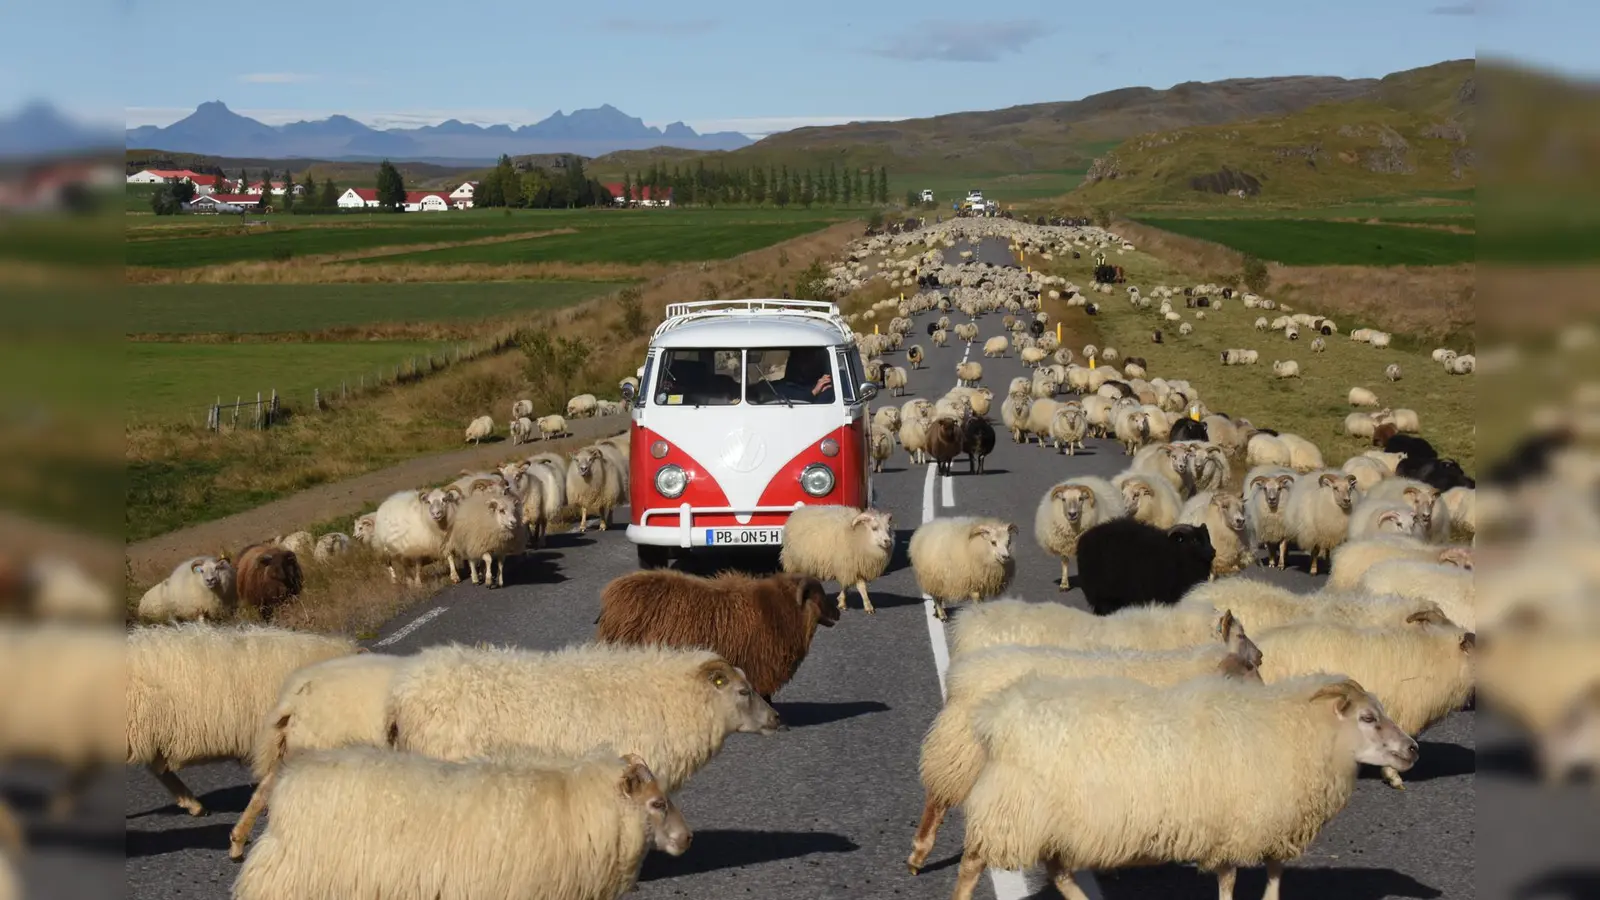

left=372, top=488, right=459, bottom=585
left=228, top=651, right=407, bottom=858
left=1345, top=412, right=1379, bottom=439
left=1358, top=559, right=1476, bottom=631
left=1112, top=470, right=1183, bottom=529
left=956, top=361, right=983, bottom=387
left=1276, top=432, right=1326, bottom=474
left=352, top=513, right=376, bottom=546
left=1257, top=620, right=1475, bottom=788
left=868, top=426, right=894, bottom=473
left=909, top=517, right=1018, bottom=620
left=387, top=643, right=781, bottom=795
left=127, top=624, right=356, bottom=817
left=567, top=446, right=622, bottom=532
left=883, top=365, right=909, bottom=397
left=779, top=506, right=895, bottom=613
left=1180, top=578, right=1453, bottom=632
left=907, top=345, right=925, bottom=369
left=597, top=570, right=836, bottom=699
left=464, top=415, right=494, bottom=445
left=138, top=555, right=237, bottom=623
left=232, top=750, right=689, bottom=900
left=1312, top=337, right=1326, bottom=352
left=1287, top=470, right=1361, bottom=575
left=1272, top=359, right=1301, bottom=379
left=1385, top=363, right=1403, bottom=382
left=312, top=532, right=351, bottom=563
left=907, top=638, right=1262, bottom=875
left=949, top=674, right=1416, bottom=900
left=274, top=531, right=314, bottom=558
left=1076, top=518, right=1215, bottom=614
left=1244, top=468, right=1298, bottom=569
left=1180, top=491, right=1253, bottom=576
left=443, top=492, right=527, bottom=588
left=1349, top=387, right=1381, bottom=408
left=234, top=543, right=304, bottom=619
left=537, top=414, right=568, bottom=440
left=1034, top=477, right=1126, bottom=591
left=566, top=393, right=598, bottom=418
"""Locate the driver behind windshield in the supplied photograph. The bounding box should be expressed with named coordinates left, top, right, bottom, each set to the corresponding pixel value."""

left=763, top=348, right=835, bottom=404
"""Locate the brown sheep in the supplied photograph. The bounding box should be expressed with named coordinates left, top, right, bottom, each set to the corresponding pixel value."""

left=596, top=570, right=838, bottom=700
left=1372, top=422, right=1399, bottom=448
left=928, top=416, right=964, bottom=477
left=235, top=543, right=304, bottom=619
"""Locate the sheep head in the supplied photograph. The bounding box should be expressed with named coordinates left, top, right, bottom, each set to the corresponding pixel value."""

left=191, top=557, right=228, bottom=592
left=420, top=488, right=461, bottom=527
left=1310, top=678, right=1419, bottom=772
left=699, top=659, right=784, bottom=734
left=851, top=510, right=895, bottom=553
left=1212, top=494, right=1247, bottom=533
left=1438, top=546, right=1474, bottom=570
left=1250, top=475, right=1287, bottom=512
left=1376, top=508, right=1418, bottom=536
left=1120, top=479, right=1152, bottom=516
left=1216, top=614, right=1264, bottom=682
left=1317, top=472, right=1359, bottom=511
left=1051, top=484, right=1095, bottom=525
left=484, top=497, right=519, bottom=533
left=969, top=521, right=1017, bottom=564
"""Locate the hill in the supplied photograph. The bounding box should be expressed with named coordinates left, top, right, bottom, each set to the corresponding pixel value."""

left=589, top=72, right=1386, bottom=178
left=1069, top=60, right=1475, bottom=208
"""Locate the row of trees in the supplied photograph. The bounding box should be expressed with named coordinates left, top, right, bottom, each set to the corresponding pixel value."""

left=471, top=155, right=615, bottom=209
left=614, top=161, right=889, bottom=208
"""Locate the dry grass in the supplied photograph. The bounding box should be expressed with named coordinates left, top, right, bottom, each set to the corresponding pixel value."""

left=126, top=260, right=666, bottom=285
left=129, top=319, right=539, bottom=345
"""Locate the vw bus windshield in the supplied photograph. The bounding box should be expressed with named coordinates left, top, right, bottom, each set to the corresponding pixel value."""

left=650, top=347, right=840, bottom=407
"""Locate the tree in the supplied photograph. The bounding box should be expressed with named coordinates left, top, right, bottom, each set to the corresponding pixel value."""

left=495, top=155, right=522, bottom=208
left=789, top=169, right=800, bottom=208
left=865, top=168, right=876, bottom=205
left=827, top=164, right=839, bottom=205
left=237, top=169, right=247, bottom=193
left=792, top=259, right=832, bottom=301
left=171, top=179, right=196, bottom=206
left=842, top=166, right=853, bottom=204
left=319, top=179, right=340, bottom=210
left=1241, top=255, right=1271, bottom=294
left=853, top=169, right=864, bottom=204
left=376, top=160, right=406, bottom=212
left=149, top=186, right=181, bottom=215
left=301, top=174, right=318, bottom=210
left=282, top=170, right=295, bottom=211
left=751, top=166, right=767, bottom=204
left=776, top=165, right=790, bottom=206
left=617, top=285, right=647, bottom=337
left=768, top=167, right=778, bottom=204
left=623, top=173, right=633, bottom=205
left=877, top=166, right=889, bottom=204
left=800, top=169, right=814, bottom=208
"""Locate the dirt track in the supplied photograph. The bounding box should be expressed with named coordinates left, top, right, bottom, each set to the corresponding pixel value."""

left=125, top=415, right=627, bottom=582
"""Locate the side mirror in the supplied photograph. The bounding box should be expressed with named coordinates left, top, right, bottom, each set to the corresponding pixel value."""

left=859, top=382, right=880, bottom=403
left=620, top=382, right=636, bottom=402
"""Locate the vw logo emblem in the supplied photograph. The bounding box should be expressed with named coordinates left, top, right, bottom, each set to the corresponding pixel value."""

left=721, top=428, right=766, bottom=472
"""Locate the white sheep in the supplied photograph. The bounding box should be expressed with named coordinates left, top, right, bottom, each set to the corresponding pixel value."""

left=956, top=360, right=983, bottom=386
left=1358, top=559, right=1476, bottom=631
left=1000, top=394, right=1033, bottom=443
left=1370, top=331, right=1392, bottom=349
left=1348, top=387, right=1380, bottom=408
left=1113, top=469, right=1182, bottom=529
left=1034, top=477, right=1127, bottom=589
left=229, top=652, right=406, bottom=859
left=1345, top=412, right=1378, bottom=439
left=443, top=491, right=527, bottom=588
left=950, top=598, right=1251, bottom=660
left=510, top=398, right=533, bottom=421
left=1245, top=432, right=1292, bottom=469
left=508, top=415, right=535, bottom=445
left=1347, top=499, right=1424, bottom=541
left=883, top=365, right=909, bottom=396
left=983, top=335, right=1009, bottom=358
left=138, top=555, right=237, bottom=622
left=1048, top=406, right=1088, bottom=455
left=1312, top=337, right=1326, bottom=353
left=1257, top=619, right=1474, bottom=788
left=352, top=512, right=376, bottom=545
left=868, top=426, right=894, bottom=473
left=952, top=673, right=1416, bottom=900
left=532, top=413, right=567, bottom=440
left=1278, top=432, right=1326, bottom=473
left=1441, top=486, right=1475, bottom=539
left=127, top=623, right=357, bottom=817
left=386, top=642, right=781, bottom=795
left=1243, top=468, right=1297, bottom=568
left=233, top=749, right=689, bottom=900
left=1287, top=469, right=1361, bottom=575
left=1392, top=408, right=1422, bottom=433
left=899, top=412, right=934, bottom=464
left=1446, top=354, right=1475, bottom=375
left=274, top=531, right=314, bottom=558
left=372, top=487, right=460, bottom=585
left=1179, top=577, right=1453, bottom=632
left=907, top=638, right=1261, bottom=875
left=1180, top=491, right=1253, bottom=576
left=464, top=415, right=494, bottom=445
left=1361, top=477, right=1444, bottom=539
left=1385, top=363, right=1402, bottom=382
left=1272, top=359, right=1301, bottom=379
left=566, top=446, right=622, bottom=532
left=1326, top=535, right=1471, bottom=592
left=566, top=393, right=598, bottom=418
left=873, top=405, right=902, bottom=434
left=909, top=517, right=1017, bottom=620
left=780, top=506, right=895, bottom=613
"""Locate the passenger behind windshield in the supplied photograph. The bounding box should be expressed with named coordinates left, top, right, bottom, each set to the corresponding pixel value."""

left=750, top=347, right=835, bottom=405
left=656, top=350, right=740, bottom=406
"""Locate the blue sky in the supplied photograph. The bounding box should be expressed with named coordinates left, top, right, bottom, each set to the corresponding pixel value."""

left=2, top=1, right=1590, bottom=133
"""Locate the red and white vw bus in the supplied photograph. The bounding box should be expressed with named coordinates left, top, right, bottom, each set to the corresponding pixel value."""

left=621, top=299, right=877, bottom=568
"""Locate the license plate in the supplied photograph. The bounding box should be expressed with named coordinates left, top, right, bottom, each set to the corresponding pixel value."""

left=705, top=527, right=783, bottom=546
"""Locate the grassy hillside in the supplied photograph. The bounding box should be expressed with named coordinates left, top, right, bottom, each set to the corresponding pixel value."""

left=1070, top=60, right=1474, bottom=208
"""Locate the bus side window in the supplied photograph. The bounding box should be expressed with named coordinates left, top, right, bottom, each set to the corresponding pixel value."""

left=834, top=349, right=859, bottom=404
left=636, top=353, right=656, bottom=407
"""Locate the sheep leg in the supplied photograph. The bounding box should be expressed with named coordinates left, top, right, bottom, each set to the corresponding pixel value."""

left=1261, top=860, right=1285, bottom=900
left=950, top=851, right=987, bottom=900
left=229, top=768, right=277, bottom=860
left=481, top=553, right=494, bottom=587
left=448, top=552, right=462, bottom=584
left=1309, top=552, right=1321, bottom=576
left=932, top=598, right=948, bottom=620
left=1046, top=858, right=1093, bottom=900
left=386, top=560, right=399, bottom=583
left=576, top=507, right=590, bottom=533
left=857, top=581, right=876, bottom=614
left=836, top=589, right=849, bottom=612
left=906, top=797, right=947, bottom=873
left=1215, top=864, right=1237, bottom=900
left=1058, top=560, right=1070, bottom=591
left=1276, top=540, right=1288, bottom=569
left=147, top=758, right=206, bottom=817
left=599, top=506, right=610, bottom=531
left=469, top=557, right=482, bottom=584
left=1381, top=766, right=1406, bottom=790
left=48, top=763, right=102, bottom=821
left=412, top=560, right=425, bottom=586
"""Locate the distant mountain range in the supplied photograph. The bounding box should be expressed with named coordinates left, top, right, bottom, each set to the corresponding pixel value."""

left=125, top=102, right=754, bottom=162
left=0, top=102, right=120, bottom=159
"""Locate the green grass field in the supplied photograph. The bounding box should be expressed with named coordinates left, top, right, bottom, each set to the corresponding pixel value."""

left=893, top=171, right=1089, bottom=207
left=129, top=281, right=629, bottom=334
left=1127, top=200, right=1474, bottom=224
left=128, top=341, right=456, bottom=423
left=372, top=219, right=836, bottom=266
left=126, top=221, right=560, bottom=267
left=1133, top=218, right=1476, bottom=266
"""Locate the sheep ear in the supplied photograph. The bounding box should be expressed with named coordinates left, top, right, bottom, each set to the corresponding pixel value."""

left=1308, top=679, right=1363, bottom=715
left=699, top=660, right=734, bottom=689
left=851, top=512, right=875, bottom=528
left=1404, top=605, right=1451, bottom=627
left=618, top=755, right=657, bottom=798
left=445, top=487, right=463, bottom=501
left=1460, top=633, right=1476, bottom=653
left=1215, top=609, right=1237, bottom=641
left=1318, top=473, right=1338, bottom=488
left=190, top=561, right=204, bottom=574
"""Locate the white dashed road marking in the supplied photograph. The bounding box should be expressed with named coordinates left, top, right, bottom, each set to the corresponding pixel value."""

left=373, top=605, right=447, bottom=647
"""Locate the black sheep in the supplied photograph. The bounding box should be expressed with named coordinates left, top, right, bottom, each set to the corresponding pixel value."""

left=1076, top=519, right=1215, bottom=616
left=1398, top=456, right=1476, bottom=491
left=1029, top=320, right=1046, bottom=337
left=1152, top=330, right=1164, bottom=344
left=1086, top=303, right=1100, bottom=316
left=1487, top=430, right=1570, bottom=486
left=1123, top=356, right=1147, bottom=370
left=961, top=415, right=996, bottom=475
left=1384, top=434, right=1439, bottom=462
left=1169, top=418, right=1208, bottom=442
left=1196, top=297, right=1212, bottom=308
left=927, top=321, right=940, bottom=336
left=1222, top=288, right=1234, bottom=299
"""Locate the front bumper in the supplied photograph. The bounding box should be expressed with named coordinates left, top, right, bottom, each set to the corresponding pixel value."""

left=628, top=504, right=807, bottom=548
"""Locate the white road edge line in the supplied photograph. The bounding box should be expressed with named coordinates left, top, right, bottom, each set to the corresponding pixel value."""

left=374, top=606, right=447, bottom=647
left=941, top=475, right=956, bottom=507
left=921, top=281, right=1105, bottom=900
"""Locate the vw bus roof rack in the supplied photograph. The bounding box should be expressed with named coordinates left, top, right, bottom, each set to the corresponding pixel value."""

left=653, top=298, right=851, bottom=341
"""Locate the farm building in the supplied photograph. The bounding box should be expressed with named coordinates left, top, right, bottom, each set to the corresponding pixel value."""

left=449, top=181, right=478, bottom=207
left=602, top=183, right=673, bottom=207
left=127, top=168, right=200, bottom=185
left=337, top=188, right=381, bottom=209
left=335, top=187, right=463, bottom=211
left=185, top=193, right=262, bottom=213
left=246, top=181, right=300, bottom=196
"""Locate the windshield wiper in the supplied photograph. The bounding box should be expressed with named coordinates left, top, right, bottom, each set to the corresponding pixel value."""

left=756, top=368, right=793, bottom=408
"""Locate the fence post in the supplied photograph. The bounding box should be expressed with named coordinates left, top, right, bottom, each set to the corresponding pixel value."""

left=270, top=389, right=278, bottom=427
left=234, top=396, right=241, bottom=428
left=255, top=391, right=263, bottom=429
left=314, top=388, right=321, bottom=411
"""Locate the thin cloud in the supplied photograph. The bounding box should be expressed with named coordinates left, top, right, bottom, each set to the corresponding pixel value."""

left=1428, top=2, right=1476, bottom=14
left=600, top=17, right=717, bottom=35
left=872, top=19, right=1052, bottom=62
left=237, top=72, right=318, bottom=84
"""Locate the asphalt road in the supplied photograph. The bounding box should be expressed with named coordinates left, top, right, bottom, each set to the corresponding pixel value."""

left=102, top=235, right=1577, bottom=900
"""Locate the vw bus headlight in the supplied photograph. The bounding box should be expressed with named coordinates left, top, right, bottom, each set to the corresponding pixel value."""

left=655, top=465, right=688, bottom=498
left=800, top=464, right=835, bottom=497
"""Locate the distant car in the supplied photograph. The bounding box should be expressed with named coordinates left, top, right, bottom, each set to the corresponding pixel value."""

left=920, top=189, right=935, bottom=203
